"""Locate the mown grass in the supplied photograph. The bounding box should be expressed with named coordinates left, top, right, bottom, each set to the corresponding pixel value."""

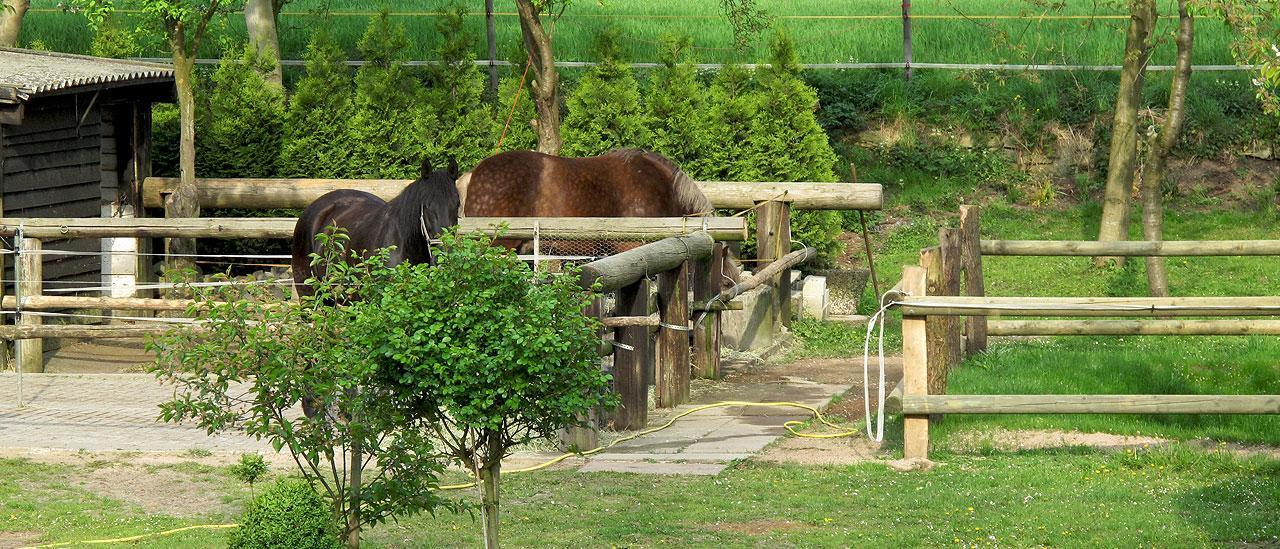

left=21, top=0, right=1238, bottom=66
left=5, top=449, right=1279, bottom=547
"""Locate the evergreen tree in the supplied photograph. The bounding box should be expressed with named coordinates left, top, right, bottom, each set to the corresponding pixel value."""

left=493, top=75, right=538, bottom=153
left=422, top=3, right=496, bottom=170
left=562, top=29, right=650, bottom=156
left=280, top=29, right=354, bottom=178
left=198, top=45, right=285, bottom=178
left=702, top=63, right=760, bottom=181
left=646, top=34, right=715, bottom=178
left=345, top=10, right=429, bottom=178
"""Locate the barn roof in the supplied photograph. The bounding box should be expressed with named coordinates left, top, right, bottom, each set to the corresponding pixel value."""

left=0, top=48, right=174, bottom=103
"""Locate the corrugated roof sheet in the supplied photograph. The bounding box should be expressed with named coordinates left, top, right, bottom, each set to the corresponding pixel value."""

left=0, top=47, right=174, bottom=99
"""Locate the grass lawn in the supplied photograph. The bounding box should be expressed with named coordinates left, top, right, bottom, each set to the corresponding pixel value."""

left=3, top=449, right=1279, bottom=547
left=20, top=0, right=1238, bottom=66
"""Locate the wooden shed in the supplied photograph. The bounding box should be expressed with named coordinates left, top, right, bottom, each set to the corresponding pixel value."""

left=0, top=47, right=174, bottom=293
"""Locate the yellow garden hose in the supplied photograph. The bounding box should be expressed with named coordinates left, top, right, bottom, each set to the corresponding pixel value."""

left=23, top=400, right=856, bottom=547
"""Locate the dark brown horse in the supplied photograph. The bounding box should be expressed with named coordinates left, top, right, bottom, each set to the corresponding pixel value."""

left=292, top=158, right=461, bottom=298
left=458, top=149, right=738, bottom=283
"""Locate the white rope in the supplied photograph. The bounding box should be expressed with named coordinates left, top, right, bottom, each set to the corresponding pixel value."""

left=862, top=290, right=901, bottom=443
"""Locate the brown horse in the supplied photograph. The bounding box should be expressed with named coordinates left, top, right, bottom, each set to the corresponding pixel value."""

left=458, top=149, right=737, bottom=283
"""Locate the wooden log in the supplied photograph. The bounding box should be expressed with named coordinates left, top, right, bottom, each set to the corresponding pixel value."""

left=897, top=296, right=1280, bottom=317
left=601, top=314, right=660, bottom=328
left=610, top=279, right=651, bottom=430
left=692, top=243, right=724, bottom=379
left=900, top=394, right=1280, bottom=415
left=0, top=324, right=204, bottom=339
left=142, top=177, right=885, bottom=211
left=579, top=232, right=713, bottom=293
left=918, top=246, right=949, bottom=405
left=756, top=201, right=793, bottom=329
left=656, top=261, right=691, bottom=408
left=900, top=265, right=929, bottom=460
left=980, top=239, right=1280, bottom=257
left=0, top=217, right=747, bottom=242
left=938, top=228, right=963, bottom=369
left=987, top=319, right=1280, bottom=336
left=959, top=205, right=986, bottom=354
left=2, top=294, right=201, bottom=311
left=710, top=247, right=817, bottom=306
left=16, top=237, right=42, bottom=373
left=691, top=300, right=744, bottom=312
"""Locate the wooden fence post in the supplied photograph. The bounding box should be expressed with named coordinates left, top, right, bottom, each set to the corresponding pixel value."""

left=561, top=297, right=605, bottom=450
left=938, top=227, right=963, bottom=370
left=611, top=279, right=651, bottom=430
left=901, top=265, right=929, bottom=460
left=959, top=205, right=987, bottom=355
left=918, top=245, right=952, bottom=401
left=16, top=237, right=43, bottom=374
left=756, top=201, right=792, bottom=329
left=692, top=243, right=724, bottom=379
left=656, top=261, right=691, bottom=408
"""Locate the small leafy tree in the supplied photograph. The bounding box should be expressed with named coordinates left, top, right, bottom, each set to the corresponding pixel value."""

left=562, top=28, right=651, bottom=156
left=199, top=44, right=285, bottom=178
left=350, top=231, right=616, bottom=549
left=344, top=10, right=429, bottom=178
left=281, top=28, right=355, bottom=178
left=149, top=234, right=454, bottom=549
left=230, top=453, right=270, bottom=496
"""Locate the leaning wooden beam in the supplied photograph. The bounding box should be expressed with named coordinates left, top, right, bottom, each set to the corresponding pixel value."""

left=900, top=394, right=1280, bottom=415
left=981, top=239, right=1280, bottom=256
left=0, top=217, right=747, bottom=241
left=988, top=319, right=1280, bottom=336
left=142, top=177, right=885, bottom=211
left=0, top=324, right=206, bottom=339
left=578, top=232, right=714, bottom=292
left=707, top=247, right=817, bottom=306
left=897, top=296, right=1280, bottom=317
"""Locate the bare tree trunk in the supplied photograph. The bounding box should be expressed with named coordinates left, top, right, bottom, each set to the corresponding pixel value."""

left=485, top=0, right=499, bottom=98
left=515, top=0, right=561, bottom=155
left=0, top=0, right=31, bottom=47
left=1143, top=0, right=1193, bottom=297
left=479, top=434, right=503, bottom=549
left=164, top=44, right=199, bottom=275
left=245, top=0, right=284, bottom=89
left=1096, top=0, right=1156, bottom=267
left=345, top=438, right=363, bottom=549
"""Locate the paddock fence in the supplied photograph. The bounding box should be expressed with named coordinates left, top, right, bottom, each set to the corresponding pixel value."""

left=884, top=204, right=1280, bottom=461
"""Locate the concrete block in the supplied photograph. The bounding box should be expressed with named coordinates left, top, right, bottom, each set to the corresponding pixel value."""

left=799, top=275, right=829, bottom=321
left=720, top=285, right=777, bottom=352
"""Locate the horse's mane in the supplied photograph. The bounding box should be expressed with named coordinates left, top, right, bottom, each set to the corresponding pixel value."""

left=385, top=161, right=459, bottom=246
left=607, top=148, right=713, bottom=215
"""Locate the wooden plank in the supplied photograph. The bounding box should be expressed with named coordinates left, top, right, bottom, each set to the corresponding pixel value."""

left=981, top=239, right=1280, bottom=257
left=987, top=319, right=1280, bottom=336
left=2, top=147, right=99, bottom=175
left=142, top=177, right=885, bottom=211
left=0, top=324, right=198, bottom=339
left=0, top=217, right=742, bottom=242
left=580, top=232, right=714, bottom=292
left=611, top=279, right=651, bottom=430
left=900, top=394, right=1280, bottom=415
left=938, top=228, right=963, bottom=369
left=5, top=198, right=100, bottom=219
left=691, top=243, right=724, bottom=379
left=756, top=201, right=788, bottom=330
left=16, top=238, right=43, bottom=373
left=4, top=179, right=101, bottom=210
left=918, top=246, right=949, bottom=404
left=655, top=261, right=691, bottom=408
left=959, top=205, right=986, bottom=354
left=900, top=265, right=929, bottom=460
left=897, top=296, right=1280, bottom=317
left=2, top=294, right=200, bottom=311
left=2, top=139, right=98, bottom=158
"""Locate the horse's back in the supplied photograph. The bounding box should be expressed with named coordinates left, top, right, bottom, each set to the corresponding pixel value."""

left=292, top=189, right=388, bottom=295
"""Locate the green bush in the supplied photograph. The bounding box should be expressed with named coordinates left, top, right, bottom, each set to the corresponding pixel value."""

left=646, top=34, right=715, bottom=175
left=199, top=45, right=285, bottom=178
left=699, top=63, right=759, bottom=181
left=151, top=104, right=180, bottom=177
left=344, top=10, right=429, bottom=178
left=280, top=29, right=354, bottom=178
left=562, top=29, right=651, bottom=156
left=492, top=75, right=538, bottom=153
left=228, top=479, right=340, bottom=549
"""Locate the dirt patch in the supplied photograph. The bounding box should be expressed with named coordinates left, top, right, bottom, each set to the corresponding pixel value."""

left=0, top=448, right=294, bottom=468
left=727, top=357, right=901, bottom=387
left=73, top=463, right=239, bottom=517
left=946, top=428, right=1280, bottom=459
left=703, top=519, right=810, bottom=535
left=755, top=436, right=886, bottom=466
left=0, top=531, right=44, bottom=549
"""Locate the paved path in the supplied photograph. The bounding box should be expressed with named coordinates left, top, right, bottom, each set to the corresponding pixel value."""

left=0, top=361, right=864, bottom=474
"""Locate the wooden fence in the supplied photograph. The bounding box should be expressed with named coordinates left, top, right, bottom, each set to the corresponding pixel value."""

left=890, top=204, right=1280, bottom=460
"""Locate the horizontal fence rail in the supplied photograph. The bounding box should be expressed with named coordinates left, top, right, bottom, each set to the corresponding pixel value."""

left=0, top=216, right=747, bottom=241
left=141, top=178, right=884, bottom=211
left=981, top=239, right=1280, bottom=256
left=987, top=319, right=1280, bottom=336
left=900, top=395, right=1280, bottom=415
left=896, top=296, right=1280, bottom=317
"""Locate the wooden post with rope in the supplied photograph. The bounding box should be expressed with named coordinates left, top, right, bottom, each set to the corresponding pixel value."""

left=756, top=200, right=792, bottom=329
left=16, top=236, right=42, bottom=374
left=901, top=265, right=929, bottom=460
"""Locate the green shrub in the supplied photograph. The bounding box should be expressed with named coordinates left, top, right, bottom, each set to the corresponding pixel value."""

left=199, top=45, right=285, bottom=178
left=228, top=479, right=340, bottom=549
left=422, top=3, right=496, bottom=169
left=562, top=28, right=651, bottom=156
left=492, top=75, right=538, bottom=153
left=151, top=104, right=180, bottom=177
left=281, top=29, right=354, bottom=178
left=344, top=10, right=429, bottom=178
left=646, top=34, right=715, bottom=174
